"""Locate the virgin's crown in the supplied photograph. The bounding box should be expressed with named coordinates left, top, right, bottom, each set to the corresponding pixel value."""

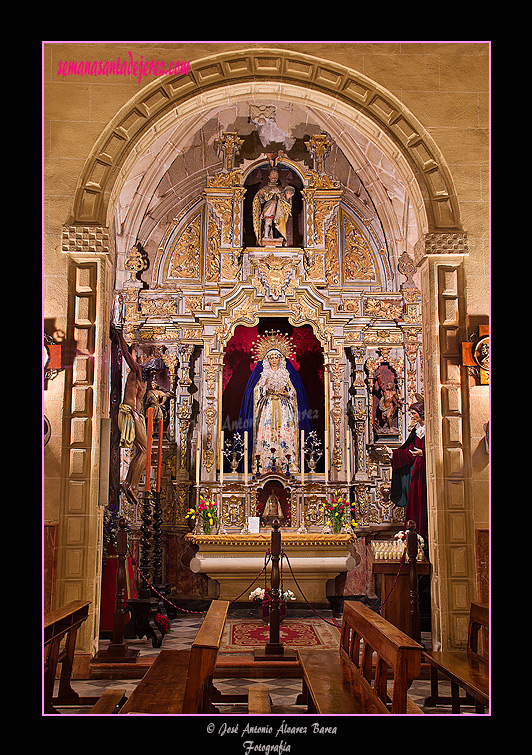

left=252, top=330, right=295, bottom=361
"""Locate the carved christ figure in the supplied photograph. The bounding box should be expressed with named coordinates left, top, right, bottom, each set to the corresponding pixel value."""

left=113, top=326, right=166, bottom=504
left=378, top=381, right=402, bottom=430
left=252, top=168, right=294, bottom=245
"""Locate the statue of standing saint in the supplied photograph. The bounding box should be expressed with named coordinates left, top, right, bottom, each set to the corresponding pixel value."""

left=252, top=168, right=295, bottom=246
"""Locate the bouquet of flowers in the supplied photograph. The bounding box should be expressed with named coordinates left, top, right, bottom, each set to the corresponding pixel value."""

left=322, top=494, right=350, bottom=533
left=154, top=612, right=171, bottom=635
left=249, top=587, right=296, bottom=603
left=249, top=587, right=296, bottom=622
left=185, top=495, right=219, bottom=534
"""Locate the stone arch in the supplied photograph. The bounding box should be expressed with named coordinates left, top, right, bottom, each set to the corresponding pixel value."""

left=71, top=47, right=462, bottom=238
left=60, top=46, right=476, bottom=652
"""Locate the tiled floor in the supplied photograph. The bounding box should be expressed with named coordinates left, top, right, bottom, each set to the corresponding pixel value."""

left=53, top=608, right=487, bottom=716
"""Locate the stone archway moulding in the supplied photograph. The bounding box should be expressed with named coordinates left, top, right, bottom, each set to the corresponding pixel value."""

left=70, top=47, right=463, bottom=236
left=58, top=46, right=475, bottom=654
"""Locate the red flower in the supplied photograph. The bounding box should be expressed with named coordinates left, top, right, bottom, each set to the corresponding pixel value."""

left=155, top=613, right=171, bottom=633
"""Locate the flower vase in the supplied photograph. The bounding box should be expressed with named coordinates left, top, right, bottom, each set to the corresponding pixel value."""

left=259, top=598, right=286, bottom=624
left=202, top=518, right=212, bottom=535
left=332, top=518, right=342, bottom=534
left=260, top=599, right=269, bottom=624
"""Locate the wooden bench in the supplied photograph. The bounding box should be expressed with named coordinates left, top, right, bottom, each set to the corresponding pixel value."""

left=297, top=600, right=423, bottom=714
left=119, top=600, right=229, bottom=714
left=88, top=688, right=128, bottom=714
left=44, top=600, right=95, bottom=713
left=248, top=684, right=272, bottom=714
left=423, top=602, right=489, bottom=713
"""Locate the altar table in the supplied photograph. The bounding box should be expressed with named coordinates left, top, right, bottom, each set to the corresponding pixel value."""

left=185, top=532, right=356, bottom=603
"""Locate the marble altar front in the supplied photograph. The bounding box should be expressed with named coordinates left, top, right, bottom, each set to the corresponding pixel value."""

left=186, top=531, right=356, bottom=603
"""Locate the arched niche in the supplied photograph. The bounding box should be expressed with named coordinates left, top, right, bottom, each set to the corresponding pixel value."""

left=243, top=162, right=305, bottom=248
left=255, top=475, right=293, bottom=526
left=221, top=318, right=325, bottom=474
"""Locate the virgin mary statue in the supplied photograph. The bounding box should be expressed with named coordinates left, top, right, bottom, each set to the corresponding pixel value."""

left=236, top=331, right=314, bottom=473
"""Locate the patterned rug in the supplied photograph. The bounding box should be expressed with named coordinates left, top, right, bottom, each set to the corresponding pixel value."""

left=222, top=618, right=340, bottom=652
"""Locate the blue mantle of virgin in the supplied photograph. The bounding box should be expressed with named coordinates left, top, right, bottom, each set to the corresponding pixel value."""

left=233, top=359, right=314, bottom=472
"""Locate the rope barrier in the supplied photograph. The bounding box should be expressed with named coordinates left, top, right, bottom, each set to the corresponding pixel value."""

left=130, top=550, right=272, bottom=615
left=281, top=550, right=341, bottom=629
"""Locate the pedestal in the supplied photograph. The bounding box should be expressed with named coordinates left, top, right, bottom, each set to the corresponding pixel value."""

left=368, top=548, right=430, bottom=635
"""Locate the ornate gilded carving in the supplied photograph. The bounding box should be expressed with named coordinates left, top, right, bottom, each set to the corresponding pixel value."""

left=176, top=401, right=192, bottom=472
left=214, top=132, right=244, bottom=172
left=252, top=253, right=297, bottom=301
left=343, top=215, right=377, bottom=281
left=365, top=298, right=403, bottom=321
left=221, top=248, right=243, bottom=280
left=208, top=197, right=233, bottom=245
left=314, top=197, right=340, bottom=247
left=169, top=214, right=201, bottom=278
left=304, top=495, right=326, bottom=527
left=303, top=248, right=325, bottom=280
left=206, top=214, right=221, bottom=282
left=305, top=133, right=333, bottom=174
left=324, top=214, right=340, bottom=285
left=124, top=243, right=148, bottom=287
left=222, top=495, right=246, bottom=528
left=139, top=297, right=179, bottom=317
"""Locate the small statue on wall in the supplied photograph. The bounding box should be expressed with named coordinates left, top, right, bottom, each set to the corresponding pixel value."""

left=252, top=168, right=294, bottom=246
left=372, top=366, right=402, bottom=438
left=261, top=489, right=284, bottom=526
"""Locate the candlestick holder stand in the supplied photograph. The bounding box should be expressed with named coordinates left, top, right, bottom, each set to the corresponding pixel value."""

left=126, top=490, right=164, bottom=648
left=95, top=518, right=140, bottom=663
left=254, top=520, right=297, bottom=662
left=151, top=490, right=171, bottom=616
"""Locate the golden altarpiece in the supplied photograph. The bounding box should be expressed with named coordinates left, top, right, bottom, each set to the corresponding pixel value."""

left=112, top=132, right=424, bottom=604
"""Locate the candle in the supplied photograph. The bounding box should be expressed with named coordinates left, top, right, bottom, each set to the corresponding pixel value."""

left=196, top=439, right=201, bottom=486
left=156, top=417, right=163, bottom=493
left=244, top=431, right=248, bottom=485
left=220, top=431, right=224, bottom=486
left=346, top=432, right=351, bottom=484
left=145, top=406, right=153, bottom=492
left=324, top=429, right=329, bottom=486
left=300, top=430, right=305, bottom=485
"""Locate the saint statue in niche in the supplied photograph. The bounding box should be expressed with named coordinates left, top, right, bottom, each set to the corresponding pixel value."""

left=261, top=490, right=284, bottom=525
left=236, top=330, right=314, bottom=474
left=373, top=365, right=402, bottom=437
left=252, top=168, right=295, bottom=245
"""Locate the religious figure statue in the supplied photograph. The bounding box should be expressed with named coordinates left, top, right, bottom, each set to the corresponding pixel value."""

left=144, top=376, right=175, bottom=427
left=376, top=379, right=402, bottom=431
left=236, top=330, right=314, bottom=474
left=261, top=490, right=284, bottom=525
left=112, top=326, right=166, bottom=505
left=252, top=168, right=295, bottom=245
left=385, top=400, right=427, bottom=540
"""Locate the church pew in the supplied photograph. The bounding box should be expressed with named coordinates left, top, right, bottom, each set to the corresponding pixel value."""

left=88, top=688, right=128, bottom=714
left=248, top=684, right=272, bottom=714
left=44, top=600, right=94, bottom=714
left=423, top=602, right=489, bottom=713
left=297, top=600, right=423, bottom=714
left=119, top=600, right=230, bottom=714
